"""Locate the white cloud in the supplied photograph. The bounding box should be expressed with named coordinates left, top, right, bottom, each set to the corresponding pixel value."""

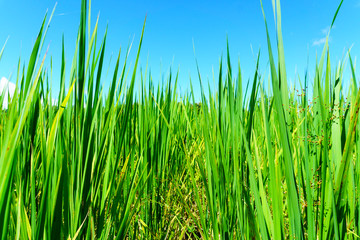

left=51, top=98, right=58, bottom=106
left=1, top=77, right=59, bottom=109
left=321, top=26, right=331, bottom=35
left=40, top=95, right=58, bottom=107
left=312, top=37, right=327, bottom=46
left=0, top=77, right=16, bottom=109
left=313, top=25, right=333, bottom=46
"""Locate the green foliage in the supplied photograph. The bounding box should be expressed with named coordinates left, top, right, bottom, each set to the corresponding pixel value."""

left=0, top=0, right=359, bottom=239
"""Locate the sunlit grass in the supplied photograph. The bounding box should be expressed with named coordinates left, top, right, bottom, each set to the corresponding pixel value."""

left=0, top=0, right=359, bottom=239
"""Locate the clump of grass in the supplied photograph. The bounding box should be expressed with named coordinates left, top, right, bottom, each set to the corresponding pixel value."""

left=0, top=0, right=359, bottom=239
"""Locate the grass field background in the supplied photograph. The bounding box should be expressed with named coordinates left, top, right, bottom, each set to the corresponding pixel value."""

left=0, top=0, right=359, bottom=239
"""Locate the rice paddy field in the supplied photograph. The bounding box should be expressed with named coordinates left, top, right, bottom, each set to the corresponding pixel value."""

left=1, top=0, right=360, bottom=239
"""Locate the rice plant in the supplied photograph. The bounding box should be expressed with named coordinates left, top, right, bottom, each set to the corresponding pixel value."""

left=0, top=0, right=359, bottom=239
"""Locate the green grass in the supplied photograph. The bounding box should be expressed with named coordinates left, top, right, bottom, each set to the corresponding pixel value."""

left=1, top=0, right=359, bottom=239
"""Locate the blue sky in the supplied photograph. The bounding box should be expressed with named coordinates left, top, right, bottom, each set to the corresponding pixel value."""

left=0, top=0, right=359, bottom=98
